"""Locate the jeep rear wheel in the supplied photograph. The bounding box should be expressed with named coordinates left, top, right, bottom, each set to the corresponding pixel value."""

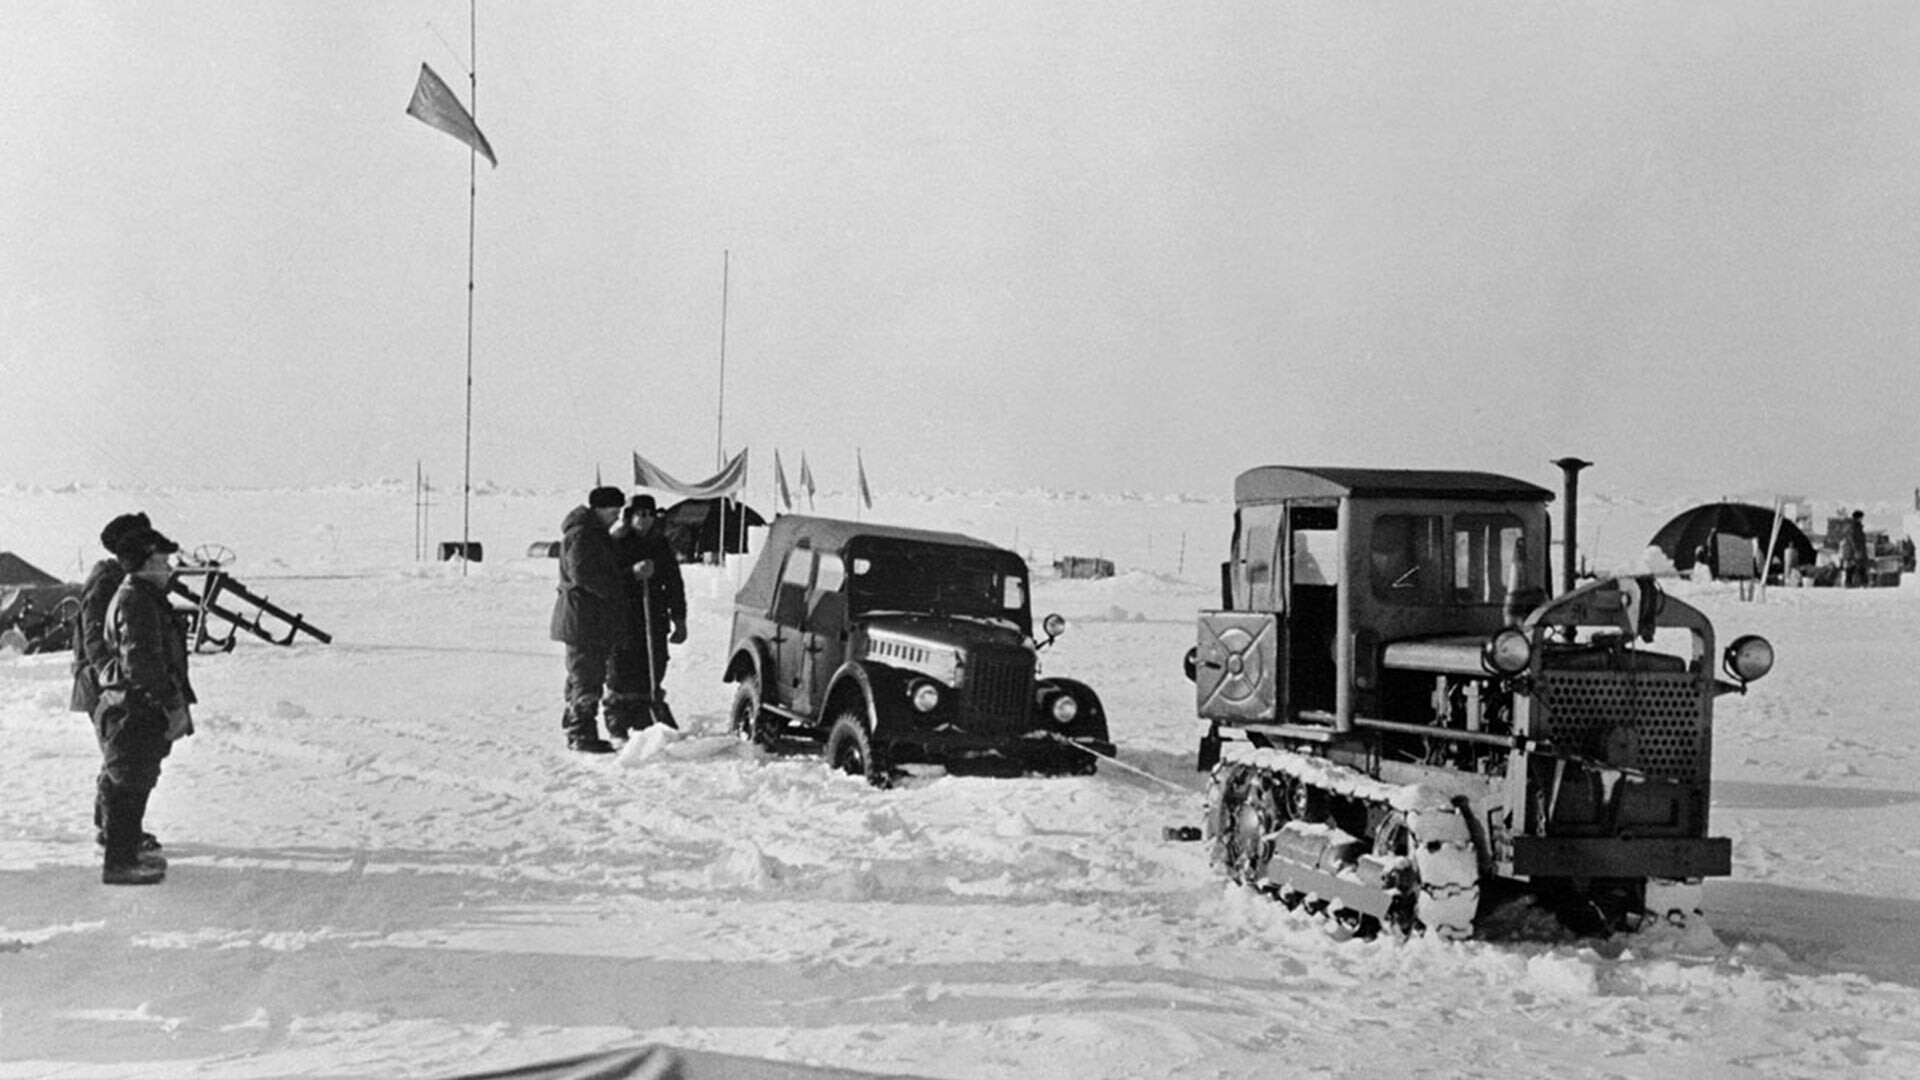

left=730, top=673, right=777, bottom=748
left=824, top=707, right=891, bottom=789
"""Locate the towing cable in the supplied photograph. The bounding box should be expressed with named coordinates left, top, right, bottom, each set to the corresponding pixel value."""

left=1043, top=732, right=1189, bottom=793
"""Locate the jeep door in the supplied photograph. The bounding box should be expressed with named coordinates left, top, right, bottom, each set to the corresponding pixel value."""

left=770, top=548, right=814, bottom=711
left=798, top=552, right=849, bottom=714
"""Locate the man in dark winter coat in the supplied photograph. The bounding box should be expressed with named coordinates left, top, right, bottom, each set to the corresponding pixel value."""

left=72, top=512, right=165, bottom=855
left=1835, top=507, right=1866, bottom=584
left=72, top=512, right=150, bottom=714
left=548, top=486, right=633, bottom=753
left=94, top=522, right=195, bottom=885
left=606, top=494, right=688, bottom=739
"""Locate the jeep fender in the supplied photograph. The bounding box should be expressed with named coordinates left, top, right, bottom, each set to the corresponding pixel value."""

left=1038, top=676, right=1111, bottom=741
left=725, top=638, right=774, bottom=688
left=821, top=662, right=909, bottom=738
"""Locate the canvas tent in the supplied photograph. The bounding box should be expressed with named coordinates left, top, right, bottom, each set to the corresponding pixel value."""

left=1646, top=501, right=1817, bottom=577
left=661, top=498, right=767, bottom=562
left=0, top=551, right=79, bottom=653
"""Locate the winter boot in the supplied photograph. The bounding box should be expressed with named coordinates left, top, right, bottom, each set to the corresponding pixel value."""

left=101, top=785, right=164, bottom=885
left=103, top=860, right=166, bottom=885
left=567, top=734, right=617, bottom=754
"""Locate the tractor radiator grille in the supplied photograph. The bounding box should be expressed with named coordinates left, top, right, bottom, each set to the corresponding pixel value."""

left=959, top=649, right=1035, bottom=733
left=1535, top=671, right=1707, bottom=782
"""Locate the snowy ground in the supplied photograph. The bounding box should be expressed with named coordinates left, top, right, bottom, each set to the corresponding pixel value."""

left=3, top=485, right=1919, bottom=1078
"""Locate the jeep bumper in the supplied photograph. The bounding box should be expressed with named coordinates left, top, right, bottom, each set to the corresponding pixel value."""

left=881, top=729, right=1114, bottom=767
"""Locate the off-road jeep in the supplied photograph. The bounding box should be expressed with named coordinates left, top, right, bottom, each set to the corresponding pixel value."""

left=724, top=515, right=1113, bottom=784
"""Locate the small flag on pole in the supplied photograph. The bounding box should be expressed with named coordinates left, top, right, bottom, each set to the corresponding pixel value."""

left=798, top=453, right=816, bottom=510
left=857, top=450, right=874, bottom=510
left=406, top=63, right=498, bottom=167
left=774, top=450, right=793, bottom=511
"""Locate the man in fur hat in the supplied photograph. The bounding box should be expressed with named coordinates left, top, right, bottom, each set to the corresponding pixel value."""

left=94, top=520, right=195, bottom=885
left=605, top=494, right=687, bottom=739
left=548, top=486, right=632, bottom=753
left=73, top=512, right=166, bottom=857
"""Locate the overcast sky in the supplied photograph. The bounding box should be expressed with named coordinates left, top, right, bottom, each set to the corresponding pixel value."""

left=4, top=1, right=1917, bottom=504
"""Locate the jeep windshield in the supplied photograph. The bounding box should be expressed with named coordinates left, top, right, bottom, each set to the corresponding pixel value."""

left=844, top=538, right=1031, bottom=632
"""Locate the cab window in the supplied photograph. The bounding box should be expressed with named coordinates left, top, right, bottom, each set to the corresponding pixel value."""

left=814, top=553, right=846, bottom=595
left=808, top=553, right=848, bottom=629
left=1237, top=503, right=1284, bottom=610
left=1002, top=575, right=1027, bottom=612
left=1370, top=514, right=1446, bottom=604
left=772, top=550, right=813, bottom=624
left=1453, top=514, right=1526, bottom=606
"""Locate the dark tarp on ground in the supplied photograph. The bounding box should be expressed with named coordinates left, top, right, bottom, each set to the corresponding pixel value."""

left=1646, top=501, right=1817, bottom=574
left=435, top=1044, right=916, bottom=1079
left=660, top=498, right=768, bottom=561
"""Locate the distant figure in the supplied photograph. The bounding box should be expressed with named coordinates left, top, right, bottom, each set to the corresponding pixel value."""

left=548, top=486, right=631, bottom=754
left=1843, top=510, right=1870, bottom=588
left=94, top=520, right=194, bottom=885
left=606, top=494, right=688, bottom=739
left=72, top=512, right=162, bottom=856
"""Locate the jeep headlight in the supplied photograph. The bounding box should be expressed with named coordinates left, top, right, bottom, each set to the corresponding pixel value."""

left=1049, top=693, right=1079, bottom=724
left=910, top=680, right=942, bottom=712
left=1482, top=627, right=1532, bottom=676
left=1723, top=635, right=1774, bottom=684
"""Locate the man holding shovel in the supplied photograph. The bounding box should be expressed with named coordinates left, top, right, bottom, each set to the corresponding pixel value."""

left=606, top=495, right=687, bottom=741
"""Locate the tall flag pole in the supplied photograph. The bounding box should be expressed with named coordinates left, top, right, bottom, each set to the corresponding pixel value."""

left=404, top=2, right=496, bottom=575
left=715, top=250, right=730, bottom=471
left=461, top=3, right=476, bottom=575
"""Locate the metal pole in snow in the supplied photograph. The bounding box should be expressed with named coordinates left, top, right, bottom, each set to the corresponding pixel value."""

left=458, top=0, right=478, bottom=576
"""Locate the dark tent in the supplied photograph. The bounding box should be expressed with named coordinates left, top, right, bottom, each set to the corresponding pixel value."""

left=1647, top=501, right=1817, bottom=576
left=660, top=498, right=767, bottom=562
left=0, top=552, right=61, bottom=587
left=0, top=552, right=79, bottom=653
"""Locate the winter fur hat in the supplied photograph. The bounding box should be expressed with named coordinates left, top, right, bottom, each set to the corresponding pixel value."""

left=626, top=494, right=658, bottom=517
left=111, top=524, right=180, bottom=570
left=99, top=512, right=151, bottom=554
left=588, top=486, right=626, bottom=510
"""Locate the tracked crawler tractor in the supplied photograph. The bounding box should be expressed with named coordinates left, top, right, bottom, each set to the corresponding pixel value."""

left=1185, top=461, right=1774, bottom=938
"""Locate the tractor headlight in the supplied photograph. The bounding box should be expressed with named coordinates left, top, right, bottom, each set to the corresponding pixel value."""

left=1049, top=693, right=1080, bottom=724
left=1482, top=627, right=1533, bottom=676
left=1723, top=635, right=1774, bottom=684
left=910, top=680, right=942, bottom=712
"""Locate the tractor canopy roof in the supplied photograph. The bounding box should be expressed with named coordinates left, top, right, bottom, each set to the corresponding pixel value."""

left=1234, top=466, right=1554, bottom=505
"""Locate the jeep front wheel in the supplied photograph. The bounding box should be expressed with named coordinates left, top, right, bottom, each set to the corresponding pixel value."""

left=824, top=707, right=891, bottom=789
left=730, top=673, right=777, bottom=748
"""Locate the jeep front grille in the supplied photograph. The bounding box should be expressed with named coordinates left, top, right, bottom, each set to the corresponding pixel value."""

left=1535, top=671, right=1706, bottom=782
left=959, top=649, right=1036, bottom=733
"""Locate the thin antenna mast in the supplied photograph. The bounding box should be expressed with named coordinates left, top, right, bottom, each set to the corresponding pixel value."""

left=459, top=0, right=477, bottom=575
left=715, top=249, right=730, bottom=470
